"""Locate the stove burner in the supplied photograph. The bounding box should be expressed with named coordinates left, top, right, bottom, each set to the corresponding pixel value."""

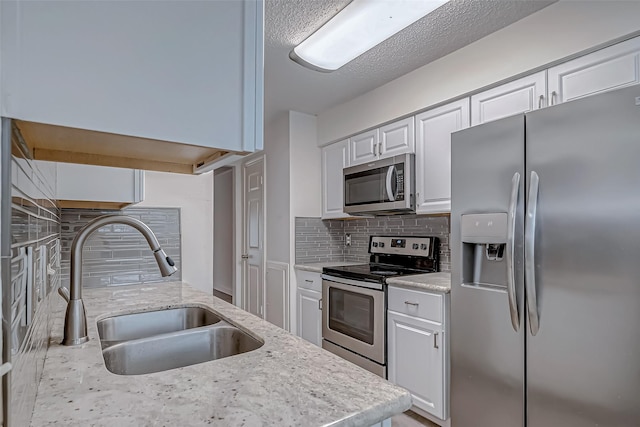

left=371, top=271, right=399, bottom=276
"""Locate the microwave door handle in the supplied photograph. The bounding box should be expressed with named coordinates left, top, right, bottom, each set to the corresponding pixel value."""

left=386, top=166, right=396, bottom=201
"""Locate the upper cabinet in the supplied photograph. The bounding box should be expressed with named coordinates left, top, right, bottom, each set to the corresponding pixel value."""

left=548, top=37, right=640, bottom=105
left=350, top=117, right=415, bottom=166
left=1, top=1, right=264, bottom=173
left=415, top=99, right=470, bottom=215
left=322, top=139, right=351, bottom=219
left=55, top=163, right=144, bottom=209
left=471, top=71, right=546, bottom=126
left=350, top=129, right=379, bottom=165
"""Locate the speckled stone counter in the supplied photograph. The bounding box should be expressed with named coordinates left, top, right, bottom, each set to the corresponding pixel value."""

left=30, top=282, right=411, bottom=427
left=386, top=272, right=451, bottom=293
left=294, top=261, right=363, bottom=273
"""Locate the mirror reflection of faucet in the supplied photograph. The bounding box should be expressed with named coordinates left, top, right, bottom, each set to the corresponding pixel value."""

left=58, top=215, right=178, bottom=346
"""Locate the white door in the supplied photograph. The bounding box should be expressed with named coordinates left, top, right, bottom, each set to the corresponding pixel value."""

left=379, top=117, right=415, bottom=159
left=350, top=129, right=379, bottom=166
left=242, top=157, right=265, bottom=317
left=321, top=139, right=351, bottom=219
left=388, top=310, right=445, bottom=420
left=548, top=36, right=640, bottom=105
left=415, top=98, right=470, bottom=214
left=471, top=71, right=547, bottom=126
left=297, top=288, right=322, bottom=346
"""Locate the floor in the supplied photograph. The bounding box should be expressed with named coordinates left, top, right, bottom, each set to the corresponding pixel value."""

left=392, top=410, right=439, bottom=427
left=212, top=289, right=232, bottom=303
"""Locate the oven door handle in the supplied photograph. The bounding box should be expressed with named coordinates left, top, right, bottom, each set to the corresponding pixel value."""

left=386, top=165, right=397, bottom=202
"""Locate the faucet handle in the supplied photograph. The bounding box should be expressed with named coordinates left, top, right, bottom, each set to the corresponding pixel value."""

left=58, top=286, right=70, bottom=303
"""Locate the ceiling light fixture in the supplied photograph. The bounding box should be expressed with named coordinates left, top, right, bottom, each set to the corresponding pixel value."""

left=290, top=0, right=450, bottom=72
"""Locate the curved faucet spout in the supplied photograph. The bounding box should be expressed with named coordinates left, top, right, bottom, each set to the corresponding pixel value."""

left=61, top=215, right=178, bottom=346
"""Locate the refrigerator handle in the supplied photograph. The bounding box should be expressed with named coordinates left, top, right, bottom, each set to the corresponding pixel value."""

left=506, top=172, right=521, bottom=332
left=525, top=171, right=541, bottom=336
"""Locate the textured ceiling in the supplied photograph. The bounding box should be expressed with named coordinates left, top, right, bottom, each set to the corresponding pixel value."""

left=264, top=0, right=556, bottom=125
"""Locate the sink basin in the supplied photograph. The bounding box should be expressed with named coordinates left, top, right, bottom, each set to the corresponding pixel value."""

left=101, top=324, right=263, bottom=375
left=97, top=306, right=222, bottom=349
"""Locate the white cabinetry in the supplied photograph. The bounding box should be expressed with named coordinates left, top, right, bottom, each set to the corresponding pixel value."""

left=415, top=99, right=469, bottom=214
left=350, top=129, right=379, bottom=165
left=56, top=163, right=144, bottom=209
left=350, top=117, right=415, bottom=166
left=471, top=71, right=547, bottom=126
left=1, top=0, right=263, bottom=153
left=322, top=139, right=351, bottom=219
left=548, top=36, right=640, bottom=105
left=296, top=270, right=322, bottom=347
left=387, top=286, right=449, bottom=423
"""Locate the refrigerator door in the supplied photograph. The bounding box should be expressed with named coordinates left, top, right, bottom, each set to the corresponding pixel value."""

left=525, top=85, right=640, bottom=426
left=451, top=115, right=526, bottom=427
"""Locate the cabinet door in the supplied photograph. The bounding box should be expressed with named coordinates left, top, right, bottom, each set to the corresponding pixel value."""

left=548, top=36, right=640, bottom=105
left=1, top=1, right=263, bottom=152
left=415, top=99, right=469, bottom=214
left=297, top=288, right=322, bottom=347
left=471, top=71, right=546, bottom=126
left=379, top=117, right=415, bottom=159
left=350, top=129, right=379, bottom=166
left=388, top=310, right=444, bottom=420
left=322, top=140, right=350, bottom=219
left=56, top=163, right=144, bottom=205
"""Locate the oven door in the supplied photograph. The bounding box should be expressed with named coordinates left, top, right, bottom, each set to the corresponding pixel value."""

left=322, top=277, right=385, bottom=365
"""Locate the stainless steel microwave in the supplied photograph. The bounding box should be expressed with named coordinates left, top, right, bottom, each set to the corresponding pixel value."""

left=343, top=153, right=415, bottom=216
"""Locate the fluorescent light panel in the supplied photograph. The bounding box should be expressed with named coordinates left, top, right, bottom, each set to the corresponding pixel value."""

left=291, top=0, right=450, bottom=72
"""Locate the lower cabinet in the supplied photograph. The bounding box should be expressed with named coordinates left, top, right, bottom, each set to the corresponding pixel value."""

left=295, top=270, right=322, bottom=347
left=387, top=286, right=448, bottom=422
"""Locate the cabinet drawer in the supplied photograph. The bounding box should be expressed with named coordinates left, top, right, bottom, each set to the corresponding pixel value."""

left=388, top=286, right=443, bottom=323
left=296, top=270, right=322, bottom=292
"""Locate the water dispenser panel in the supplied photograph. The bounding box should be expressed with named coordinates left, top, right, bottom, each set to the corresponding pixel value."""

left=461, top=213, right=508, bottom=244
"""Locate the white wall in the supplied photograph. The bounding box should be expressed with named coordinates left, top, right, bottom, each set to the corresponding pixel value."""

left=213, top=168, right=233, bottom=296
left=264, top=112, right=291, bottom=264
left=288, top=111, right=320, bottom=334
left=317, top=1, right=640, bottom=144
left=138, top=170, right=213, bottom=293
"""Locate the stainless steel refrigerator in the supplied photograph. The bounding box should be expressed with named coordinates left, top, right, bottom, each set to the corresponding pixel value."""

left=450, top=85, right=640, bottom=427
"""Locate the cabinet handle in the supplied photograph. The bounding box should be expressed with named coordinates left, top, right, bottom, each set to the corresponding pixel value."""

left=304, top=279, right=313, bottom=283
left=550, top=91, right=557, bottom=106
left=378, top=144, right=383, bottom=156
left=404, top=301, right=419, bottom=306
left=538, top=95, right=544, bottom=109
left=434, top=332, right=439, bottom=349
left=318, top=298, right=322, bottom=311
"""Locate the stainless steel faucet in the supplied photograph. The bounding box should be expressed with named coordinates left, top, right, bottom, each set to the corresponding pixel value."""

left=58, top=215, right=178, bottom=346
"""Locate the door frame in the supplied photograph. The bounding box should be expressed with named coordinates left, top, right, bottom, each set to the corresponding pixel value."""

left=235, top=153, right=266, bottom=313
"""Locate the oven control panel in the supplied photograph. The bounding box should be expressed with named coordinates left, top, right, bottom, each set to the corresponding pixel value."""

left=370, top=236, right=435, bottom=257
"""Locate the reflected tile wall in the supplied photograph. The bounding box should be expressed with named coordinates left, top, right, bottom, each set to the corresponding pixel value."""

left=9, top=145, right=61, bottom=427
left=295, top=215, right=451, bottom=272
left=60, top=208, right=181, bottom=288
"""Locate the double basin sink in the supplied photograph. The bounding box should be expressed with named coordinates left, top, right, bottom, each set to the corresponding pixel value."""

left=97, top=306, right=263, bottom=375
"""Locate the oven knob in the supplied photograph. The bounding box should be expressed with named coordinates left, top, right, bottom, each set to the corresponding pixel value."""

left=412, top=243, right=419, bottom=250
left=372, top=242, right=378, bottom=247
left=379, top=242, right=385, bottom=248
left=421, top=244, right=428, bottom=250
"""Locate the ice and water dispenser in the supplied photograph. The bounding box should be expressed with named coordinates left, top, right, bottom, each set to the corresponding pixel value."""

left=460, top=213, right=509, bottom=288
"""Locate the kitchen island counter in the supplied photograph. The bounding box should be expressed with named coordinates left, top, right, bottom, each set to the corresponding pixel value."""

left=30, top=282, right=411, bottom=426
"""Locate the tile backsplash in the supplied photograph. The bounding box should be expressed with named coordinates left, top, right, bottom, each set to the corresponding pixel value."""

left=295, top=215, right=451, bottom=272
left=60, top=208, right=181, bottom=288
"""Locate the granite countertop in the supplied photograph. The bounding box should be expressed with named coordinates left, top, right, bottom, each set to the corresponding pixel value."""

left=294, top=261, right=364, bottom=273
left=386, top=272, right=451, bottom=293
left=31, top=282, right=411, bottom=427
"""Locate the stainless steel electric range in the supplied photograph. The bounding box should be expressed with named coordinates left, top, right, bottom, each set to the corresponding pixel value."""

left=321, top=236, right=439, bottom=377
